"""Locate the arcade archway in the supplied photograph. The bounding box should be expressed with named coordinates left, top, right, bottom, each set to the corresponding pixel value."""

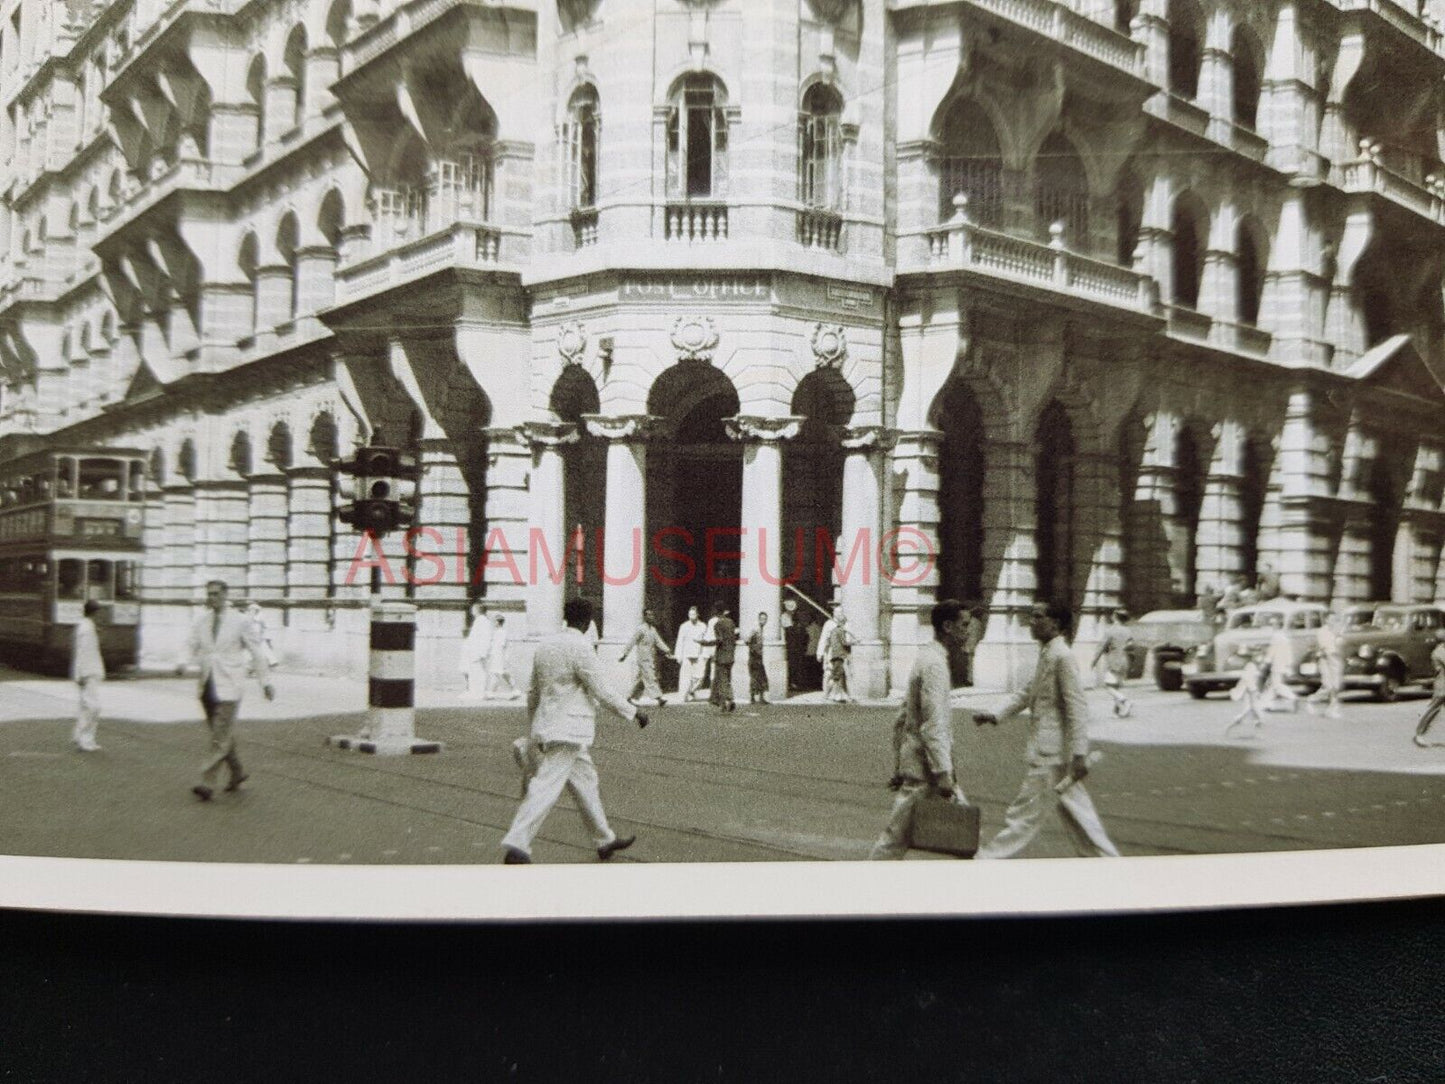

left=644, top=364, right=743, bottom=641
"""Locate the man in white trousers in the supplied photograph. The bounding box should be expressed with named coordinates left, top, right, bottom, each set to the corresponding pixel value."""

left=180, top=580, right=274, bottom=801
left=973, top=600, right=1119, bottom=859
left=71, top=600, right=106, bottom=752
left=501, top=597, right=649, bottom=864
left=870, top=599, right=991, bottom=859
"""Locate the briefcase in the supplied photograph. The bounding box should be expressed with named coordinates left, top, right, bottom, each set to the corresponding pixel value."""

left=909, top=794, right=980, bottom=859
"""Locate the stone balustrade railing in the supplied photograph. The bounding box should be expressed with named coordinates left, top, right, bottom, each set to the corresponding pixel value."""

left=797, top=208, right=845, bottom=252
left=912, top=200, right=1157, bottom=316
left=889, top=0, right=1144, bottom=76
left=663, top=202, right=729, bottom=243
left=1335, top=142, right=1445, bottom=225
left=1333, top=0, right=1445, bottom=57
left=337, top=220, right=516, bottom=302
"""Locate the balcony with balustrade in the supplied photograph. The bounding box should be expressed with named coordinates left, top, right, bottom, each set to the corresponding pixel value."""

left=1332, top=0, right=1445, bottom=67
left=899, top=195, right=1161, bottom=321
left=1333, top=140, right=1445, bottom=229
left=889, top=0, right=1147, bottom=84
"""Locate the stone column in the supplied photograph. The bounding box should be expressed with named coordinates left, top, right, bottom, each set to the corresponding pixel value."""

left=980, top=439, right=1041, bottom=689
left=1074, top=450, right=1124, bottom=649
left=1275, top=388, right=1336, bottom=600
left=1195, top=423, right=1245, bottom=595
left=264, top=76, right=299, bottom=142
left=163, top=484, right=197, bottom=603
left=584, top=414, right=657, bottom=678
left=195, top=480, right=250, bottom=592
left=1134, top=1, right=1171, bottom=89
left=727, top=415, right=802, bottom=701
left=294, top=246, right=336, bottom=318
left=254, top=264, right=292, bottom=331
left=137, top=479, right=174, bottom=669
left=1130, top=413, right=1181, bottom=611
left=1332, top=514, right=1372, bottom=604
left=886, top=429, right=942, bottom=695
left=838, top=425, right=893, bottom=699
left=206, top=102, right=259, bottom=165
left=1200, top=9, right=1235, bottom=143
left=410, top=439, right=472, bottom=690
left=1412, top=526, right=1443, bottom=603
left=285, top=466, right=333, bottom=601
left=523, top=421, right=579, bottom=639
left=246, top=474, right=288, bottom=601
left=480, top=425, right=533, bottom=616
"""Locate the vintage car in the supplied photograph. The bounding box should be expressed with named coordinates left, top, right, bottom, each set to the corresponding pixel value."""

left=1129, top=610, right=1220, bottom=691
left=1296, top=603, right=1445, bottom=701
left=1182, top=599, right=1330, bottom=699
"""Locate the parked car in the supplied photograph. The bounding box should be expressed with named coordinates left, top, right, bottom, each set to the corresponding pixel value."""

left=1296, top=603, right=1445, bottom=702
left=1130, top=610, right=1219, bottom=691
left=1183, top=599, right=1330, bottom=699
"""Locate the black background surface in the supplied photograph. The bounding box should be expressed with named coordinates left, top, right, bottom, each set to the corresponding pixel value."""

left=3, top=900, right=1442, bottom=1082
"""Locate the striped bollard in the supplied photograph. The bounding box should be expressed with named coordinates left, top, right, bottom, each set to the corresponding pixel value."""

left=329, top=600, right=443, bottom=756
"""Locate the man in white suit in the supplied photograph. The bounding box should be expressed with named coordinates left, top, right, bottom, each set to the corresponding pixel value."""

left=180, top=580, right=274, bottom=801
left=71, top=600, right=106, bottom=752
left=974, top=600, right=1119, bottom=859
left=501, top=597, right=649, bottom=864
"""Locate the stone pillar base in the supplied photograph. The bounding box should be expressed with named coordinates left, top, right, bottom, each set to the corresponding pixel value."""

left=849, top=641, right=889, bottom=700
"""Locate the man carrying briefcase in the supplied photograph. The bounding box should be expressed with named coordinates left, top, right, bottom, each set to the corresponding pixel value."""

left=870, top=599, right=993, bottom=859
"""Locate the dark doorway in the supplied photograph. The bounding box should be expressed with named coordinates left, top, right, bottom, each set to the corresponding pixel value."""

left=645, top=364, right=743, bottom=653
left=550, top=366, right=604, bottom=619
left=1035, top=400, right=1076, bottom=607
left=935, top=380, right=986, bottom=685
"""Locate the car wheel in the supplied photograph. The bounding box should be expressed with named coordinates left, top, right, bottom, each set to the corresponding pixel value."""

left=1375, top=670, right=1400, bottom=704
left=1187, top=684, right=1207, bottom=700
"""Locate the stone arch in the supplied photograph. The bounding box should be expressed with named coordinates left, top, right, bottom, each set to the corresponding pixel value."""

left=782, top=368, right=855, bottom=617
left=307, top=411, right=339, bottom=464
left=1033, top=128, right=1090, bottom=247
left=316, top=186, right=345, bottom=248
left=324, top=0, right=352, bottom=49
left=1174, top=418, right=1209, bottom=602
left=245, top=54, right=267, bottom=151
left=276, top=211, right=301, bottom=319
left=229, top=429, right=254, bottom=476
left=283, top=24, right=308, bottom=130
left=1171, top=190, right=1210, bottom=309
left=1035, top=398, right=1079, bottom=608
left=550, top=365, right=605, bottom=600
left=931, top=378, right=988, bottom=612
left=933, top=94, right=1004, bottom=226
left=1168, top=0, right=1205, bottom=100
left=1237, top=214, right=1269, bottom=326
left=177, top=437, right=198, bottom=483
left=1231, top=24, right=1264, bottom=129
left=645, top=362, right=744, bottom=630
left=266, top=420, right=293, bottom=470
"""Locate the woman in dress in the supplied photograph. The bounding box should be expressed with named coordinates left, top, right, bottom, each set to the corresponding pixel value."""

left=823, top=613, right=856, bottom=704
left=620, top=609, right=670, bottom=707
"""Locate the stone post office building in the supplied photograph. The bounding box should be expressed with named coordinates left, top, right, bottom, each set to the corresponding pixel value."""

left=1, top=0, right=1443, bottom=694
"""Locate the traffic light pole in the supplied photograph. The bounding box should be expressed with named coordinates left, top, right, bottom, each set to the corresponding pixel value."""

left=329, top=444, right=441, bottom=757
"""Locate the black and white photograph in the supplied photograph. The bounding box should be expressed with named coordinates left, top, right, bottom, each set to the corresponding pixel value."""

left=2, top=0, right=1445, bottom=920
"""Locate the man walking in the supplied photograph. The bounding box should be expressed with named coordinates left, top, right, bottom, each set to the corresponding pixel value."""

left=709, top=604, right=738, bottom=713
left=974, top=600, right=1120, bottom=859
left=1413, top=627, right=1445, bottom=748
left=1305, top=611, right=1345, bottom=720
left=181, top=580, right=274, bottom=801
left=870, top=599, right=983, bottom=859
left=746, top=612, right=770, bottom=705
left=71, top=600, right=105, bottom=752
left=620, top=609, right=669, bottom=707
left=501, top=597, right=649, bottom=864
left=673, top=605, right=707, bottom=701
left=1090, top=609, right=1133, bottom=718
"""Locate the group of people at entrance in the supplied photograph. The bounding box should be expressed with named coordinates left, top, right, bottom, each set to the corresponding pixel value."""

left=616, top=598, right=862, bottom=712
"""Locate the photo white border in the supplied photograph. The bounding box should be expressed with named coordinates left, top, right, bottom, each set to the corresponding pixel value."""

left=3, top=844, right=1442, bottom=921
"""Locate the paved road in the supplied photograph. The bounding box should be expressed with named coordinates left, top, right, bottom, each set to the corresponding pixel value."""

left=3, top=668, right=1444, bottom=865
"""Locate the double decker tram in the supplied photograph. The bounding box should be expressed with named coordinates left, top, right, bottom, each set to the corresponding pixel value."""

left=0, top=448, right=148, bottom=673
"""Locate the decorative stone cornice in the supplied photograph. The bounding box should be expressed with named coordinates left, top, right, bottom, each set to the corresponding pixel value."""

left=724, top=415, right=804, bottom=443
left=582, top=413, right=662, bottom=442
left=841, top=425, right=899, bottom=451
left=518, top=420, right=580, bottom=449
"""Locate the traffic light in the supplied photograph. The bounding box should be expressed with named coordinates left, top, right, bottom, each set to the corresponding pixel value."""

left=333, top=443, right=421, bottom=536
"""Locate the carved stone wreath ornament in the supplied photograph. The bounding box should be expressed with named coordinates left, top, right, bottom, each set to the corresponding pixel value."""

left=671, top=316, right=719, bottom=363
left=557, top=322, right=587, bottom=366
left=811, top=323, right=847, bottom=369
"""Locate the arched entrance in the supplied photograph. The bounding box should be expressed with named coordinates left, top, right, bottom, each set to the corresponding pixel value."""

left=1173, top=422, right=1206, bottom=605
left=645, top=364, right=743, bottom=644
left=933, top=379, right=986, bottom=684
left=781, top=368, right=854, bottom=691
left=550, top=366, right=605, bottom=615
